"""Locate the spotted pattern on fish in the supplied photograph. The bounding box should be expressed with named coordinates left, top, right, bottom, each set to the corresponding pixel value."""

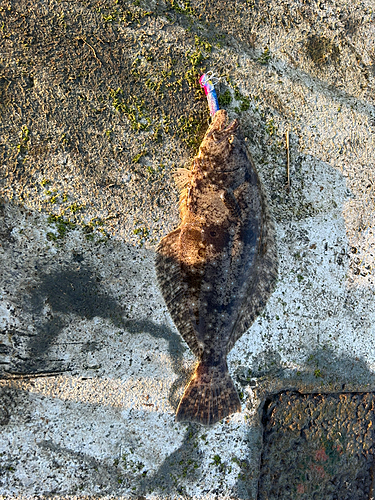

left=156, top=110, right=278, bottom=425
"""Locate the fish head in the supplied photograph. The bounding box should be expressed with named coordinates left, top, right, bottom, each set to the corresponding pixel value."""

left=198, top=110, right=239, bottom=168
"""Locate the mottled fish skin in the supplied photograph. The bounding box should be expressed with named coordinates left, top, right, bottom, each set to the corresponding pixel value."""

left=156, top=109, right=277, bottom=425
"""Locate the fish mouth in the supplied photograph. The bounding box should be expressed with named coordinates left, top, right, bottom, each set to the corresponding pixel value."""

left=207, top=110, right=239, bottom=139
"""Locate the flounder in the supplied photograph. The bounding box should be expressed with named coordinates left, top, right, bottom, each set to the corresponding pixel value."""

left=156, top=110, right=277, bottom=425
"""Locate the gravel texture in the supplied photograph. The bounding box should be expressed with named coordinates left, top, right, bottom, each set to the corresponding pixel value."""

left=259, top=391, right=375, bottom=500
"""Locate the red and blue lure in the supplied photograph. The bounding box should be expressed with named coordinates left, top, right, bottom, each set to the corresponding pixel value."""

left=172, top=72, right=221, bottom=191
left=199, top=72, right=220, bottom=116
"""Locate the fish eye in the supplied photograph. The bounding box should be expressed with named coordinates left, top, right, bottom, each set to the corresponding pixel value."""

left=210, top=231, right=217, bottom=237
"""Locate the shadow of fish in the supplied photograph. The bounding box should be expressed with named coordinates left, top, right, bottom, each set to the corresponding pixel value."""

left=156, top=110, right=277, bottom=425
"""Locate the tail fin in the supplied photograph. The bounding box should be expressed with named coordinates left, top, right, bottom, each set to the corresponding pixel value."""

left=176, top=362, right=241, bottom=425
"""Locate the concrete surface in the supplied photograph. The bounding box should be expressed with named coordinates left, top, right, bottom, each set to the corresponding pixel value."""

left=0, top=0, right=375, bottom=498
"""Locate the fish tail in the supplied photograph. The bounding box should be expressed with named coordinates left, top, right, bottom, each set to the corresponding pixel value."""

left=176, top=361, right=241, bottom=425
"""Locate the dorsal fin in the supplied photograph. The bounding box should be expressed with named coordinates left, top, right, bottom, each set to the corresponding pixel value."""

left=173, top=168, right=191, bottom=191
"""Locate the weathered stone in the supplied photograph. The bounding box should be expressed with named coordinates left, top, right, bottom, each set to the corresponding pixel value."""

left=259, top=391, right=375, bottom=500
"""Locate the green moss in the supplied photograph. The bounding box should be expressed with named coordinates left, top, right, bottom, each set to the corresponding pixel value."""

left=133, top=227, right=148, bottom=237
left=184, top=35, right=211, bottom=88
left=133, top=225, right=149, bottom=246
left=46, top=209, right=109, bottom=244
left=49, top=195, right=59, bottom=204
left=83, top=217, right=109, bottom=242
left=166, top=0, right=196, bottom=17
left=194, top=34, right=212, bottom=53
left=146, top=163, right=164, bottom=176
left=213, top=32, right=227, bottom=48
left=21, top=125, right=30, bottom=143
left=265, top=118, right=276, bottom=136
left=132, top=150, right=147, bottom=163
left=47, top=214, right=76, bottom=239
left=67, top=202, right=83, bottom=214
left=184, top=48, right=205, bottom=87
left=99, top=2, right=152, bottom=25
left=145, top=77, right=161, bottom=93
left=59, top=133, right=69, bottom=145
left=231, top=456, right=251, bottom=482
left=257, top=46, right=271, bottom=65
left=108, top=87, right=151, bottom=132
left=152, top=124, right=162, bottom=143
left=121, top=453, right=145, bottom=474
left=17, top=125, right=30, bottom=154
left=179, top=457, right=198, bottom=477
left=46, top=231, right=57, bottom=241
left=224, top=84, right=251, bottom=114
left=177, top=114, right=204, bottom=149
left=240, top=97, right=250, bottom=111
left=188, top=49, right=204, bottom=67
left=218, top=89, right=232, bottom=107
left=212, top=454, right=221, bottom=466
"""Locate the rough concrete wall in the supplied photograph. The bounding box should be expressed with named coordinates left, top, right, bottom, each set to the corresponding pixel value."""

left=0, top=0, right=374, bottom=497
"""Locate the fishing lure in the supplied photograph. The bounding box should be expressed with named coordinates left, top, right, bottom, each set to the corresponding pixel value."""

left=199, top=71, right=220, bottom=116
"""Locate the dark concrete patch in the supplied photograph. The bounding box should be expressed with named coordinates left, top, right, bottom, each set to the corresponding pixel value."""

left=29, top=266, right=125, bottom=324
left=305, top=35, right=340, bottom=67
left=6, top=265, right=127, bottom=375
left=36, top=438, right=121, bottom=495
left=258, top=391, right=375, bottom=500
left=0, top=200, right=14, bottom=246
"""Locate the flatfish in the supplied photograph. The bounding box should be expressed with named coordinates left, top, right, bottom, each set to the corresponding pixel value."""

left=156, top=109, right=277, bottom=425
